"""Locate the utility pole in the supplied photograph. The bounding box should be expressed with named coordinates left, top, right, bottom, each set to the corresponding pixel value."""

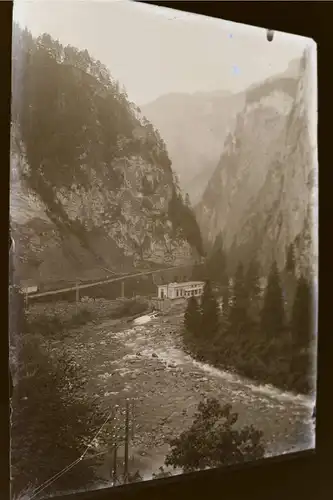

left=123, top=399, right=130, bottom=484
left=75, top=281, right=80, bottom=314
left=131, top=401, right=135, bottom=441
left=75, top=281, right=80, bottom=303
left=131, top=401, right=135, bottom=465
left=110, top=404, right=120, bottom=486
left=112, top=445, right=118, bottom=486
left=121, top=280, right=125, bottom=299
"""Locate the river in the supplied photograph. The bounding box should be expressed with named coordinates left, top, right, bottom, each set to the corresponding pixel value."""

left=49, top=309, right=315, bottom=485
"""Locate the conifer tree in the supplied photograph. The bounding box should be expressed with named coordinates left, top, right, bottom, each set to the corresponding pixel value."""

left=191, top=263, right=205, bottom=281
left=285, top=243, right=296, bottom=274
left=244, top=258, right=261, bottom=321
left=228, top=263, right=248, bottom=334
left=290, top=274, right=313, bottom=348
left=184, top=296, right=201, bottom=337
left=201, top=280, right=220, bottom=339
left=221, top=278, right=230, bottom=319
left=206, top=233, right=227, bottom=287
left=261, top=261, right=285, bottom=338
left=245, top=258, right=261, bottom=303
left=165, top=398, right=265, bottom=473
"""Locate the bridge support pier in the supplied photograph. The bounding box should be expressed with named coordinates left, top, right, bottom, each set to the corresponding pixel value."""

left=121, top=280, right=125, bottom=298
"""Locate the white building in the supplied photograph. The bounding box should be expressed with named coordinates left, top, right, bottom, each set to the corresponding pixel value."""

left=157, top=281, right=204, bottom=300
left=20, top=280, right=38, bottom=295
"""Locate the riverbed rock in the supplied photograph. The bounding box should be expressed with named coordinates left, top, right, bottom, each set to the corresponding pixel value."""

left=152, top=353, right=158, bottom=358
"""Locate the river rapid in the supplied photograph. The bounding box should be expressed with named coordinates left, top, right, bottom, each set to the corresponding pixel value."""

left=49, top=310, right=315, bottom=485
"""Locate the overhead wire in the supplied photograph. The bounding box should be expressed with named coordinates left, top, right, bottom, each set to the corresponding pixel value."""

left=28, top=410, right=114, bottom=500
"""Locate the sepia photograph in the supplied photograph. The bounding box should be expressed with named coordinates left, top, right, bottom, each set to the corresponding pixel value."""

left=9, top=1, right=318, bottom=499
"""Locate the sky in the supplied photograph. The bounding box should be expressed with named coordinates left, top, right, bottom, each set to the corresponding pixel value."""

left=13, top=0, right=314, bottom=106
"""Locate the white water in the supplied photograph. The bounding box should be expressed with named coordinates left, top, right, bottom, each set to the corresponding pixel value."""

left=128, top=325, right=314, bottom=409
left=98, top=318, right=315, bottom=482
left=133, top=315, right=152, bottom=325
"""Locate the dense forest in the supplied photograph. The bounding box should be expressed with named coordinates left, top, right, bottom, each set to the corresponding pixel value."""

left=186, top=236, right=316, bottom=394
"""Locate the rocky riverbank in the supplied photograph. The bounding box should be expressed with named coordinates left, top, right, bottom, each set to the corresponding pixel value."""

left=40, top=308, right=314, bottom=486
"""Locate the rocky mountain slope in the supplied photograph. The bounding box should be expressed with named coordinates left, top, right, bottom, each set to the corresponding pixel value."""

left=142, top=91, right=245, bottom=204
left=10, top=26, right=202, bottom=286
left=141, top=59, right=301, bottom=206
left=196, top=47, right=317, bottom=276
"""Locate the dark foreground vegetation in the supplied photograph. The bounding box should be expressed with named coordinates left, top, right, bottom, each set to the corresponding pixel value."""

left=187, top=238, right=316, bottom=395
left=164, top=398, right=265, bottom=472
left=10, top=291, right=150, bottom=499
left=153, top=397, right=265, bottom=479
left=10, top=290, right=108, bottom=499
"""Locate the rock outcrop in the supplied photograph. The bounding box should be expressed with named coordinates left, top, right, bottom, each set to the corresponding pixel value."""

left=142, top=91, right=245, bottom=204
left=10, top=26, right=202, bottom=286
left=196, top=46, right=317, bottom=277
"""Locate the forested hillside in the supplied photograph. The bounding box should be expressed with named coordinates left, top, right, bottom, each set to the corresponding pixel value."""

left=10, top=24, right=203, bottom=286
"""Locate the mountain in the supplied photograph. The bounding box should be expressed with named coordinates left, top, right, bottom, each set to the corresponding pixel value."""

left=141, top=59, right=301, bottom=206
left=196, top=48, right=317, bottom=277
left=10, top=26, right=203, bottom=287
left=141, top=90, right=245, bottom=204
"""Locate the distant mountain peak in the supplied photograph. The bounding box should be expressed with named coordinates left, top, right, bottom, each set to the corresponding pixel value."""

left=141, top=60, right=304, bottom=206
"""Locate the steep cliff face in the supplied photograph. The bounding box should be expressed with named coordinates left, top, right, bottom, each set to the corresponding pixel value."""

left=142, top=91, right=245, bottom=204
left=196, top=48, right=317, bottom=276
left=141, top=59, right=300, bottom=206
left=10, top=27, right=201, bottom=286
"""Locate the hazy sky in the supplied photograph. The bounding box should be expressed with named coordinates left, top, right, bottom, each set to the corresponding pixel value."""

left=13, top=0, right=313, bottom=105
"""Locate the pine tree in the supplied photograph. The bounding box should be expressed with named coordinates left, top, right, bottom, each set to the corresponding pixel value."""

left=206, top=233, right=227, bottom=287
left=201, top=280, right=220, bottom=339
left=261, top=261, right=285, bottom=338
left=191, top=263, right=205, bottom=281
left=165, top=399, right=265, bottom=472
left=184, top=296, right=201, bottom=337
left=245, top=258, right=261, bottom=302
left=221, top=278, right=230, bottom=319
left=245, top=258, right=261, bottom=320
left=290, top=274, right=313, bottom=348
left=285, top=243, right=296, bottom=274
left=228, top=263, right=248, bottom=335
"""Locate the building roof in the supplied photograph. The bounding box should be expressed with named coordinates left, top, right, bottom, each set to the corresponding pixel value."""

left=158, top=281, right=204, bottom=288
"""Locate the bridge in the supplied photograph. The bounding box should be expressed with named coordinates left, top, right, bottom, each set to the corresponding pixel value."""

left=24, top=263, right=195, bottom=303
